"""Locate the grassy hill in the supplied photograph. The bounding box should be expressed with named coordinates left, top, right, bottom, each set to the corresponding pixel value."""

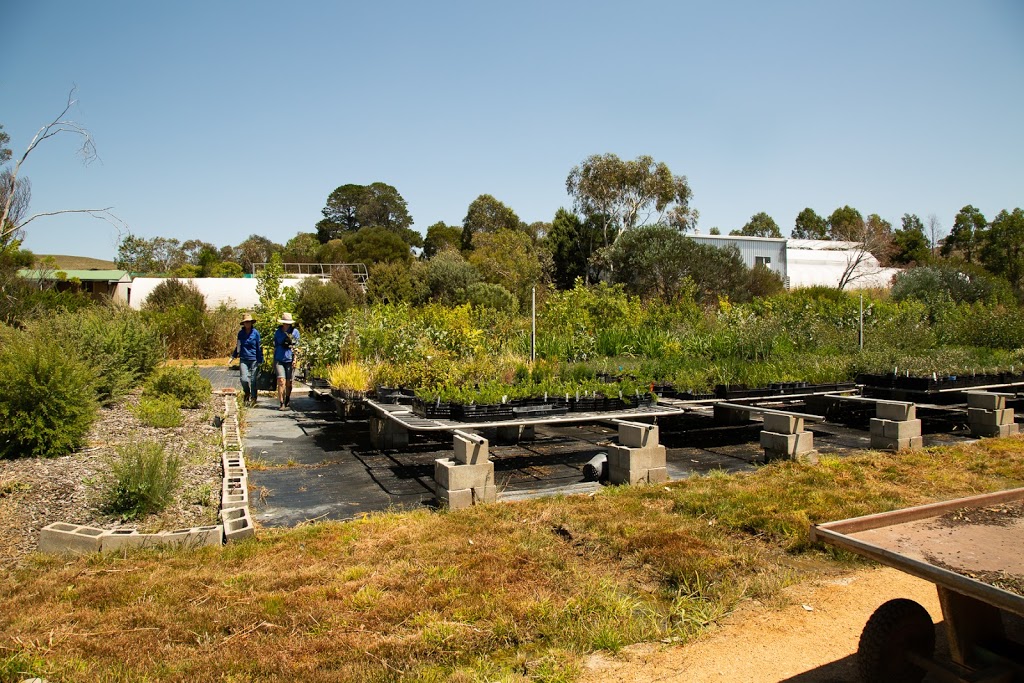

left=33, top=254, right=117, bottom=270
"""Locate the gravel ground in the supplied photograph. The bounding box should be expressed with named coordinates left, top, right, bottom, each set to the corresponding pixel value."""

left=0, top=390, right=224, bottom=568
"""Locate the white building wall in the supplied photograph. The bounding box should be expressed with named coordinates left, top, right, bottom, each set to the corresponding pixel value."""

left=786, top=240, right=901, bottom=289
left=125, top=277, right=310, bottom=310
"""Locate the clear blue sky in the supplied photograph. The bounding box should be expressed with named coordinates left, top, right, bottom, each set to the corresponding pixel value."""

left=4, top=0, right=1023, bottom=260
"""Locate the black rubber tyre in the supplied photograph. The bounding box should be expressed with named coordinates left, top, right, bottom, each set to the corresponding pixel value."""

left=857, top=598, right=935, bottom=683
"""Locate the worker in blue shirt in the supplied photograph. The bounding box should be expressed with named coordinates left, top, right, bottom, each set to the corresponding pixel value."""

left=231, top=312, right=263, bottom=407
left=274, top=312, right=300, bottom=410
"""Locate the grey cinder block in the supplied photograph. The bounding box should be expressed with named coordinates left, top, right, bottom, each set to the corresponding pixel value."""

left=38, top=523, right=105, bottom=554
left=971, top=422, right=1020, bottom=438
left=870, top=434, right=924, bottom=451
left=453, top=434, right=489, bottom=465
left=607, top=444, right=667, bottom=471
left=876, top=401, right=915, bottom=422
left=158, top=526, right=223, bottom=548
left=646, top=467, right=669, bottom=484
left=472, top=485, right=498, bottom=504
left=618, top=422, right=659, bottom=448
left=434, top=459, right=494, bottom=491
left=762, top=413, right=803, bottom=435
left=223, top=508, right=255, bottom=542
left=968, top=408, right=1014, bottom=427
left=438, top=487, right=473, bottom=510
left=966, top=391, right=1006, bottom=411
left=759, top=431, right=814, bottom=455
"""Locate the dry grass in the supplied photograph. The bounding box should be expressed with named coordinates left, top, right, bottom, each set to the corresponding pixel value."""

left=2, top=437, right=1023, bottom=682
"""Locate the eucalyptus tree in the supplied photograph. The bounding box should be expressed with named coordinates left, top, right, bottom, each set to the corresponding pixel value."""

left=565, top=153, right=696, bottom=250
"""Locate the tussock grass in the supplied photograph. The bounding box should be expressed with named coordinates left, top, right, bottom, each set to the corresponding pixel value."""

left=2, top=438, right=1023, bottom=682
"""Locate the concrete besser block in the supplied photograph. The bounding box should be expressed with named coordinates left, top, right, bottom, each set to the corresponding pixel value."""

left=870, top=434, right=924, bottom=451
left=222, top=452, right=246, bottom=471
left=971, top=423, right=1020, bottom=439
left=609, top=463, right=667, bottom=486
left=222, top=508, right=255, bottom=542
left=876, top=401, right=915, bottom=422
left=968, top=408, right=1014, bottom=427
left=158, top=525, right=224, bottom=548
left=759, top=431, right=814, bottom=455
left=646, top=467, right=669, bottom=484
left=966, top=392, right=1006, bottom=411
left=221, top=488, right=250, bottom=510
left=438, top=487, right=473, bottom=510
left=884, top=419, right=922, bottom=439
left=100, top=528, right=151, bottom=552
left=434, top=459, right=494, bottom=491
left=762, top=413, right=804, bottom=435
left=607, top=444, right=667, bottom=471
left=224, top=466, right=246, bottom=480
left=618, top=422, right=659, bottom=448
left=454, top=435, right=489, bottom=464
left=472, top=485, right=498, bottom=504
left=38, top=523, right=105, bottom=554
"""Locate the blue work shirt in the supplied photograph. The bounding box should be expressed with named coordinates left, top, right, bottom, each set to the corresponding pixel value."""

left=274, top=326, right=300, bottom=364
left=235, top=327, right=263, bottom=363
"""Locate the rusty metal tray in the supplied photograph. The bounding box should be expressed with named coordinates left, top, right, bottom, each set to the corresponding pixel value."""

left=811, top=487, right=1024, bottom=618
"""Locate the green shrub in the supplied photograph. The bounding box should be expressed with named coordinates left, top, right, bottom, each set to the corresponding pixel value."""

left=130, top=395, right=183, bottom=428
left=145, top=366, right=211, bottom=408
left=147, top=305, right=237, bottom=359
left=42, top=306, right=165, bottom=405
left=144, top=278, right=207, bottom=313
left=294, top=277, right=351, bottom=331
left=104, top=441, right=181, bottom=519
left=0, top=334, right=98, bottom=459
left=466, top=282, right=518, bottom=312
left=891, top=264, right=1015, bottom=309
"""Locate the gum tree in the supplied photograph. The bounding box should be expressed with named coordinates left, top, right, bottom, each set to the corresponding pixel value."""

left=565, top=153, right=696, bottom=250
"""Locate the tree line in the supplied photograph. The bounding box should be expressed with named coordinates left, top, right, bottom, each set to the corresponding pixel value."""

left=109, top=152, right=1024, bottom=311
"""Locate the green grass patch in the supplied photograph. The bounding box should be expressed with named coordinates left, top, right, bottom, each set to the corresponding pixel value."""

left=2, top=438, right=1022, bottom=682
left=102, top=440, right=181, bottom=520
left=129, top=394, right=183, bottom=428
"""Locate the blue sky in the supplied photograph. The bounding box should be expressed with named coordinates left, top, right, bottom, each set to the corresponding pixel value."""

left=4, top=0, right=1023, bottom=260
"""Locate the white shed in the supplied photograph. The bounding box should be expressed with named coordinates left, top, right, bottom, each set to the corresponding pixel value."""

left=786, top=240, right=901, bottom=289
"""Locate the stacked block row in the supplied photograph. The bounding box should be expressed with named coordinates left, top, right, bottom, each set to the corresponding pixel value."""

left=967, top=392, right=1020, bottom=438
left=219, top=393, right=254, bottom=541
left=435, top=433, right=496, bottom=509
left=34, top=392, right=248, bottom=554
left=760, top=413, right=817, bottom=464
left=608, top=422, right=668, bottom=485
left=870, top=401, right=923, bottom=451
left=39, top=523, right=225, bottom=554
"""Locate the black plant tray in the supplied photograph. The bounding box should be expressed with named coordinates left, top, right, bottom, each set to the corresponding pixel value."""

left=451, top=403, right=516, bottom=422
left=512, top=404, right=569, bottom=418
left=568, top=397, right=604, bottom=412
left=374, top=386, right=416, bottom=404
left=412, top=398, right=452, bottom=419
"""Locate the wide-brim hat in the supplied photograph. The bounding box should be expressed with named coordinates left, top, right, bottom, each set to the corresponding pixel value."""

left=279, top=312, right=295, bottom=325
left=240, top=312, right=256, bottom=325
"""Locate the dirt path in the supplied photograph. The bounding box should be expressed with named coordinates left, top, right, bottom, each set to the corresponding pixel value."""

left=580, top=566, right=943, bottom=683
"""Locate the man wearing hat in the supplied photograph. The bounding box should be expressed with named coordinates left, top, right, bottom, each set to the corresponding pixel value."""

left=231, top=312, right=263, bottom=406
left=274, top=312, right=300, bottom=410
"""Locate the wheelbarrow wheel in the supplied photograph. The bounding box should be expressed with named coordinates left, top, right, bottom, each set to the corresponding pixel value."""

left=858, top=598, right=935, bottom=683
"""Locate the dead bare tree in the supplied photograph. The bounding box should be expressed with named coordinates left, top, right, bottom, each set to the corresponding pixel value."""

left=1, top=88, right=126, bottom=246
left=836, top=219, right=891, bottom=290
left=927, top=214, right=944, bottom=256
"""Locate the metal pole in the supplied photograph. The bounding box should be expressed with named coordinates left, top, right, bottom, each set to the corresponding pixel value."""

left=859, top=293, right=864, bottom=352
left=531, top=286, right=537, bottom=362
